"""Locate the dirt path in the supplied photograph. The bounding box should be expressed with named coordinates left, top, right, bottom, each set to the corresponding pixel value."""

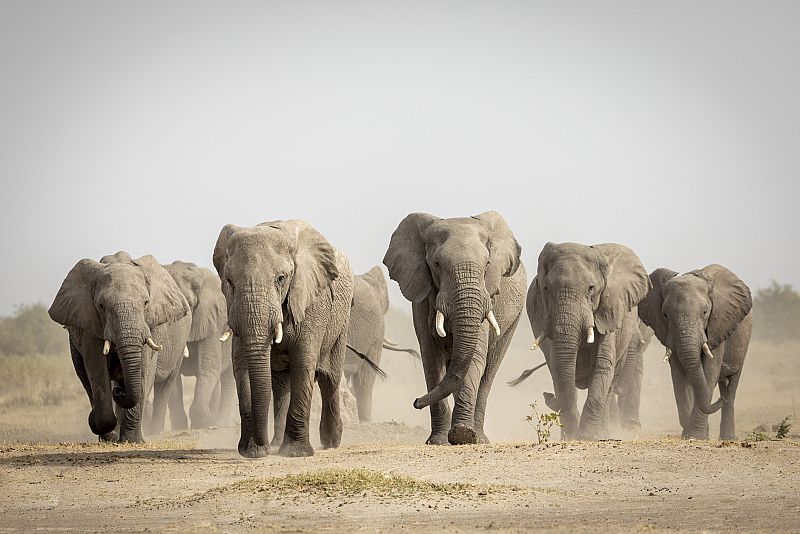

left=2, top=426, right=798, bottom=533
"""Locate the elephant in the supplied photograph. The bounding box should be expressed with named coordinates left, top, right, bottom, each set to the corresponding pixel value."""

left=526, top=242, right=651, bottom=440
left=48, top=251, right=191, bottom=443
left=163, top=261, right=235, bottom=429
left=638, top=265, right=753, bottom=440
left=344, top=265, right=420, bottom=422
left=213, top=220, right=353, bottom=458
left=383, top=211, right=526, bottom=445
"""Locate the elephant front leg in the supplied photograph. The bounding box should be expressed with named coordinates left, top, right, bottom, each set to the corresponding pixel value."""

left=217, top=364, right=236, bottom=426
left=270, top=369, right=290, bottom=449
left=189, top=337, right=222, bottom=429
left=278, top=354, right=316, bottom=457
left=578, top=336, right=617, bottom=440
left=617, top=341, right=644, bottom=430
left=718, top=371, right=741, bottom=440
left=450, top=328, right=489, bottom=445
left=231, top=347, right=256, bottom=457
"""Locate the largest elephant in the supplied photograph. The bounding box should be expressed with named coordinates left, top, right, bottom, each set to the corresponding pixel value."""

left=48, top=251, right=191, bottom=442
left=163, top=261, right=235, bottom=429
left=526, top=242, right=650, bottom=440
left=638, top=265, right=752, bottom=439
left=213, top=220, right=353, bottom=458
left=383, top=211, right=526, bottom=445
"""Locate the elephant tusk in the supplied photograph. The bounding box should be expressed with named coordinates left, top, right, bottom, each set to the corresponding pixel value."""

left=663, top=347, right=672, bottom=363
left=274, top=322, right=283, bottom=344
left=183, top=345, right=190, bottom=358
left=702, top=342, right=714, bottom=359
left=586, top=327, right=595, bottom=344
left=487, top=310, right=501, bottom=336
left=219, top=327, right=232, bottom=342
left=145, top=337, right=163, bottom=351
left=530, top=333, right=546, bottom=351
left=103, top=340, right=111, bottom=356
left=435, top=310, right=446, bottom=338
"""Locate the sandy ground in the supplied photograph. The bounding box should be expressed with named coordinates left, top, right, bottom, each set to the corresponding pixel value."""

left=1, top=427, right=799, bottom=533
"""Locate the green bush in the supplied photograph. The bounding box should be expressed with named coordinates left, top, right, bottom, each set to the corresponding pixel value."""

left=752, top=282, right=800, bottom=342
left=0, top=303, right=67, bottom=356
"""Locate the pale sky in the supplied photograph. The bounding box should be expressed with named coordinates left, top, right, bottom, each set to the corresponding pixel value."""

left=1, top=1, right=798, bottom=315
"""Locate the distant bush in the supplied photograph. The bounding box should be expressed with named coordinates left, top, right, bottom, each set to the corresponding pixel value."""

left=0, top=303, right=67, bottom=356
left=752, top=282, right=800, bottom=342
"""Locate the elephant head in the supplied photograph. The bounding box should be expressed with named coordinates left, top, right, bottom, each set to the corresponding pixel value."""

left=360, top=265, right=389, bottom=315
left=527, top=243, right=649, bottom=431
left=638, top=265, right=752, bottom=414
left=383, top=211, right=521, bottom=409
left=163, top=261, right=227, bottom=342
left=49, top=251, right=189, bottom=416
left=213, top=220, right=339, bottom=448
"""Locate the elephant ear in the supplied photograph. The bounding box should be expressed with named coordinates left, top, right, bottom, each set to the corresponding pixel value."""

left=278, top=220, right=339, bottom=327
left=383, top=213, right=440, bottom=303
left=695, top=264, right=752, bottom=349
left=473, top=211, right=522, bottom=297
left=49, top=259, right=103, bottom=338
left=362, top=266, right=389, bottom=315
left=526, top=275, right=547, bottom=337
left=132, top=255, right=190, bottom=329
left=592, top=243, right=651, bottom=335
left=213, top=224, right=239, bottom=282
left=637, top=268, right=678, bottom=347
left=191, top=268, right=227, bottom=341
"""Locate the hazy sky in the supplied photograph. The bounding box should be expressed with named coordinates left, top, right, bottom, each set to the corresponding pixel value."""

left=1, top=1, right=798, bottom=315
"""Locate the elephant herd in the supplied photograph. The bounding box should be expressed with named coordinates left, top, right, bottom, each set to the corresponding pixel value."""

left=48, top=212, right=753, bottom=457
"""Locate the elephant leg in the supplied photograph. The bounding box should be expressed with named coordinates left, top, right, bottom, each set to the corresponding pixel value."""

left=270, top=369, right=290, bottom=448
left=450, top=327, right=489, bottom=445
left=351, top=346, right=379, bottom=423
left=190, top=337, right=222, bottom=429
left=318, top=334, right=345, bottom=450
left=617, top=340, right=644, bottom=430
left=578, top=336, right=618, bottom=440
left=278, top=351, right=316, bottom=457
left=167, top=366, right=189, bottom=431
left=414, top=306, right=451, bottom=445
left=149, top=379, right=170, bottom=435
left=718, top=371, right=741, bottom=440
left=218, top=363, right=235, bottom=426
left=474, top=315, right=519, bottom=444
left=231, top=344, right=255, bottom=457
left=670, top=358, right=693, bottom=435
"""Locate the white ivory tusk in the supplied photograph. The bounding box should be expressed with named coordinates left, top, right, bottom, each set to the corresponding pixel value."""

left=702, top=343, right=714, bottom=359
left=183, top=345, right=189, bottom=358
left=586, top=327, right=595, bottom=344
left=274, top=322, right=283, bottom=344
left=663, top=347, right=672, bottom=363
left=435, top=310, right=446, bottom=338
left=530, top=333, right=546, bottom=351
left=103, top=340, right=111, bottom=355
left=219, top=328, right=232, bottom=342
left=145, top=337, right=163, bottom=351
left=487, top=311, right=501, bottom=336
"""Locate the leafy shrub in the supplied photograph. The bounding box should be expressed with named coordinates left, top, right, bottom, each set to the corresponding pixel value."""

left=775, top=416, right=792, bottom=439
left=0, top=303, right=67, bottom=356
left=525, top=401, right=562, bottom=444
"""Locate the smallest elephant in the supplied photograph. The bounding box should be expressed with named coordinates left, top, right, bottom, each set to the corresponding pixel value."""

left=638, top=264, right=753, bottom=440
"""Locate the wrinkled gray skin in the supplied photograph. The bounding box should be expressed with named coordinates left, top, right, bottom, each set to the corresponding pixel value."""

left=214, top=220, right=353, bottom=458
left=527, top=242, right=651, bottom=440
left=164, top=261, right=235, bottom=429
left=639, top=265, right=752, bottom=440
left=48, top=251, right=190, bottom=442
left=345, top=266, right=420, bottom=422
left=384, top=212, right=526, bottom=445
left=609, top=321, right=652, bottom=430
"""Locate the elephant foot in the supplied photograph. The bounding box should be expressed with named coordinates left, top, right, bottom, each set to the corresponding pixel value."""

left=270, top=435, right=284, bottom=450
left=475, top=430, right=490, bottom=444
left=98, top=431, right=117, bottom=443
left=448, top=424, right=478, bottom=445
left=577, top=424, right=603, bottom=441
left=681, top=429, right=709, bottom=440
left=620, top=418, right=641, bottom=431
left=118, top=431, right=145, bottom=444
left=279, top=438, right=315, bottom=457
left=239, top=437, right=269, bottom=458
left=320, top=419, right=343, bottom=450
left=425, top=431, right=450, bottom=445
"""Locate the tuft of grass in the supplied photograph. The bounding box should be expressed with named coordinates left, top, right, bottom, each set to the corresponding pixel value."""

left=227, top=468, right=486, bottom=498
left=525, top=401, right=562, bottom=444
left=745, top=431, right=769, bottom=442
left=775, top=416, right=792, bottom=439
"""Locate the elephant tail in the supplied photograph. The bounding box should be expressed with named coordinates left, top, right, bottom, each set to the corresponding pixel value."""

left=347, top=344, right=388, bottom=381
left=382, top=338, right=421, bottom=359
left=508, top=361, right=548, bottom=387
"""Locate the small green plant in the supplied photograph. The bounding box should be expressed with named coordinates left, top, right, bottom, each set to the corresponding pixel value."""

left=775, top=416, right=792, bottom=439
left=525, top=401, right=562, bottom=444
left=745, top=431, right=769, bottom=442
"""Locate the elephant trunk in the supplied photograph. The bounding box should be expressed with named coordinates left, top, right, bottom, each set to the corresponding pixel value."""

left=414, top=267, right=485, bottom=409
left=115, top=343, right=143, bottom=409
left=675, top=328, right=723, bottom=415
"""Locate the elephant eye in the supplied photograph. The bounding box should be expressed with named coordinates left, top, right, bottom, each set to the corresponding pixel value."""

left=588, top=285, right=595, bottom=293
left=98, top=303, right=104, bottom=310
left=276, top=274, right=286, bottom=285
left=144, top=300, right=149, bottom=307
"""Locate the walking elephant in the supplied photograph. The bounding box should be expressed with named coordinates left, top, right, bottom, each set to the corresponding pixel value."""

left=526, top=242, right=650, bottom=440
left=345, top=266, right=420, bottom=422
left=164, top=261, right=235, bottom=429
left=383, top=211, right=526, bottom=445
left=213, top=220, right=353, bottom=458
left=638, top=265, right=752, bottom=440
left=48, top=251, right=191, bottom=442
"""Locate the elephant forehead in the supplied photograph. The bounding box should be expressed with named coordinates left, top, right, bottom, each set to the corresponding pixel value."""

left=96, top=265, right=147, bottom=297
left=426, top=217, right=489, bottom=243
left=230, top=228, right=293, bottom=257
left=665, top=276, right=709, bottom=305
